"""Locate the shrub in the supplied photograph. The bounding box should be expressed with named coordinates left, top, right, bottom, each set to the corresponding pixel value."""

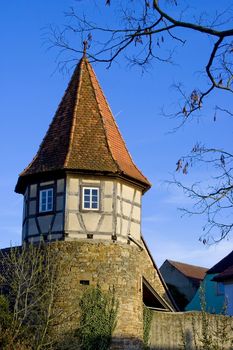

left=77, top=286, right=118, bottom=350
left=143, top=305, right=153, bottom=349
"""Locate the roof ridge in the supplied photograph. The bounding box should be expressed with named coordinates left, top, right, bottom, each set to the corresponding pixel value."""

left=86, top=59, right=151, bottom=186
left=15, top=55, right=151, bottom=194
left=64, top=59, right=83, bottom=167
left=168, top=259, right=208, bottom=270
left=85, top=59, right=120, bottom=173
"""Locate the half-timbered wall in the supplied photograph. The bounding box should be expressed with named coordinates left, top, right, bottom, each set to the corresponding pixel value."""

left=22, top=175, right=142, bottom=244
left=65, top=175, right=142, bottom=243
left=22, top=178, right=65, bottom=243
left=116, top=182, right=141, bottom=242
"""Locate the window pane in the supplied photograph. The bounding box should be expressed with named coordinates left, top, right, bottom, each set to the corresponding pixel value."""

left=82, top=187, right=99, bottom=210
left=40, top=188, right=53, bottom=212
left=42, top=191, right=47, bottom=199
left=92, top=196, right=98, bottom=202
left=47, top=203, right=52, bottom=211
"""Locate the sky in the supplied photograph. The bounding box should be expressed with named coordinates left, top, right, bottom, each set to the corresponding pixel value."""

left=1, top=0, right=233, bottom=268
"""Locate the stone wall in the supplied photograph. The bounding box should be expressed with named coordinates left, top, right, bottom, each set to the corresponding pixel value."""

left=149, top=311, right=233, bottom=349
left=48, top=240, right=172, bottom=349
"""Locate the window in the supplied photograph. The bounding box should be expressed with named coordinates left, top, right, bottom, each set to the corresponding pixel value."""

left=39, top=188, right=53, bottom=212
left=82, top=187, right=99, bottom=210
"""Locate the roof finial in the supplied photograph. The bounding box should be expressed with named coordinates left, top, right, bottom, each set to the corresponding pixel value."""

left=83, top=40, right=88, bottom=57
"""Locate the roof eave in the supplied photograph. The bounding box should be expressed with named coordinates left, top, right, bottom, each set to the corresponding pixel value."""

left=15, top=168, right=151, bottom=195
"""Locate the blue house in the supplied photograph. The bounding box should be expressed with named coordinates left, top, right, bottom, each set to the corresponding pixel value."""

left=186, top=250, right=233, bottom=314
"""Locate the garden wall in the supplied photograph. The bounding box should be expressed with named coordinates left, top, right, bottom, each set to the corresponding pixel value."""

left=149, top=311, right=233, bottom=349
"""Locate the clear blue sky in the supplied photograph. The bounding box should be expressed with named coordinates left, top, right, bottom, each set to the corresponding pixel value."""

left=1, top=0, right=233, bottom=268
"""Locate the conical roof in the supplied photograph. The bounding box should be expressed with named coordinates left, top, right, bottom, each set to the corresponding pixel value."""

left=15, top=56, right=151, bottom=194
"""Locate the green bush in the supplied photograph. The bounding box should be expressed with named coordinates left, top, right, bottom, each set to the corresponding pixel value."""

left=77, top=286, right=118, bottom=350
left=143, top=305, right=153, bottom=349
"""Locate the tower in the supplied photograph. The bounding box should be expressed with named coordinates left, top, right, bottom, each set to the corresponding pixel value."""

left=15, top=54, right=150, bottom=245
left=15, top=53, right=176, bottom=349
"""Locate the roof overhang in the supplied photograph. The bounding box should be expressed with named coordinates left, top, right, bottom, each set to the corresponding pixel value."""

left=15, top=168, right=151, bottom=195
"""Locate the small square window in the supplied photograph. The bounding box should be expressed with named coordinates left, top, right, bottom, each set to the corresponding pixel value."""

left=82, top=187, right=100, bottom=211
left=39, top=188, right=53, bottom=213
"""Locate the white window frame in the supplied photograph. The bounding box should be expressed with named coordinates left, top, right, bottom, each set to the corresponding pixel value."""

left=82, top=187, right=100, bottom=211
left=39, top=188, right=54, bottom=213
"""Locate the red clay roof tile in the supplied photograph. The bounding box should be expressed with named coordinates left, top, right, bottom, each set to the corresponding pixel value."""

left=15, top=56, right=151, bottom=193
left=167, top=260, right=208, bottom=280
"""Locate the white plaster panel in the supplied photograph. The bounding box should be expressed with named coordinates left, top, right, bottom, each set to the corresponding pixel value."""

left=104, top=181, right=114, bottom=195
left=134, top=190, right=141, bottom=204
left=24, top=187, right=29, bottom=199
left=68, top=195, right=79, bottom=210
left=69, top=177, right=79, bottom=193
left=38, top=215, right=53, bottom=233
left=94, top=234, right=112, bottom=240
left=116, top=199, right=121, bottom=215
left=99, top=216, right=113, bottom=233
left=82, top=212, right=101, bottom=232
left=122, top=184, right=134, bottom=201
left=52, top=213, right=63, bottom=232
left=117, top=182, right=121, bottom=196
left=28, top=236, right=40, bottom=243
left=30, top=184, right=37, bottom=198
left=117, top=236, right=127, bottom=243
left=82, top=179, right=100, bottom=184
left=129, top=222, right=140, bottom=240
left=66, top=232, right=87, bottom=239
left=50, top=233, right=63, bottom=240
left=40, top=181, right=54, bottom=186
left=68, top=213, right=83, bottom=231
left=132, top=205, right=141, bottom=221
left=104, top=197, right=113, bottom=213
left=56, top=196, right=64, bottom=211
left=122, top=218, right=129, bottom=236
left=29, top=200, right=36, bottom=215
left=28, top=218, right=38, bottom=235
left=116, top=217, right=121, bottom=235
left=57, top=179, right=65, bottom=193
left=122, top=201, right=131, bottom=217
left=23, top=200, right=27, bottom=220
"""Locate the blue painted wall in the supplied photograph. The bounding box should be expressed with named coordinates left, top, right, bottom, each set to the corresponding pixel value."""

left=185, top=274, right=225, bottom=314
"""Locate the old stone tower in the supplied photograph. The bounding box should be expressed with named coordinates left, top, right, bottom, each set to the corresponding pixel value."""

left=15, top=52, right=176, bottom=349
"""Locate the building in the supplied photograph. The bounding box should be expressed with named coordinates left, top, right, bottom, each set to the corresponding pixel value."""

left=14, top=50, right=176, bottom=349
left=186, top=250, right=233, bottom=315
left=160, top=259, right=207, bottom=310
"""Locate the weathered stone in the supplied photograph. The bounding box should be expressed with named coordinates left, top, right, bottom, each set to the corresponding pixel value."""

left=43, top=240, right=173, bottom=349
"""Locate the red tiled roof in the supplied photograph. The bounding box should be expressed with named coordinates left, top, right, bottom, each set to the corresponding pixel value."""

left=167, top=260, right=208, bottom=280
left=15, top=56, right=151, bottom=193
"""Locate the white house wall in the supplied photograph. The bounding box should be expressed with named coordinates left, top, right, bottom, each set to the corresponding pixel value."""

left=22, top=174, right=142, bottom=244
left=116, top=182, right=141, bottom=242
left=22, top=179, right=65, bottom=243
left=65, top=175, right=142, bottom=243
